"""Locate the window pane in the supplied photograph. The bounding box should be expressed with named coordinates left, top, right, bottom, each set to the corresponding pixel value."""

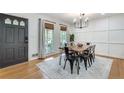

left=60, top=31, right=67, bottom=47
left=20, top=21, right=25, bottom=26
left=13, top=19, right=19, bottom=25
left=5, top=18, right=11, bottom=24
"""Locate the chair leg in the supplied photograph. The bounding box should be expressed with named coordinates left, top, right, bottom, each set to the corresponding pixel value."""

left=93, top=56, right=95, bottom=62
left=88, top=58, right=91, bottom=67
left=90, top=54, right=94, bottom=63
left=75, top=57, right=79, bottom=66
left=84, top=58, right=87, bottom=70
left=80, top=57, right=83, bottom=63
left=63, top=59, right=67, bottom=69
left=89, top=56, right=92, bottom=65
left=77, top=61, right=80, bottom=75
left=75, top=61, right=77, bottom=66
left=70, top=61, right=74, bottom=74
left=93, top=54, right=95, bottom=62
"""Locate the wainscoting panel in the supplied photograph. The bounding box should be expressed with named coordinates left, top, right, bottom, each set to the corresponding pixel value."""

left=109, top=14, right=124, bottom=30
left=109, top=30, right=124, bottom=44
left=93, top=43, right=109, bottom=56
left=91, top=31, right=108, bottom=43
left=88, top=18, right=108, bottom=31
left=75, top=31, right=108, bottom=43
left=109, top=44, right=124, bottom=59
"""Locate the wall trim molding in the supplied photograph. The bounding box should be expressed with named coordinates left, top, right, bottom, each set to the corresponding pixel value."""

left=74, top=29, right=124, bottom=33
left=91, top=42, right=124, bottom=45
left=96, top=54, right=124, bottom=60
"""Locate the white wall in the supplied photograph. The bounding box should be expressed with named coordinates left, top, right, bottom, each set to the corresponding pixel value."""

left=8, top=13, right=70, bottom=61
left=72, top=14, right=124, bottom=59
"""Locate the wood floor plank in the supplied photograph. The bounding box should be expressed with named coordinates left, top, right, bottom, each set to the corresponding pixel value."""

left=109, top=59, right=124, bottom=79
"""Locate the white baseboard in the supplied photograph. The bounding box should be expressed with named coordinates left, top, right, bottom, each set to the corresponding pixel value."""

left=96, top=54, right=124, bottom=60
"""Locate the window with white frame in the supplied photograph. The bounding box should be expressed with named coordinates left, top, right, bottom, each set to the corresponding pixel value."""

left=60, top=25, right=67, bottom=47
left=44, top=22, right=54, bottom=54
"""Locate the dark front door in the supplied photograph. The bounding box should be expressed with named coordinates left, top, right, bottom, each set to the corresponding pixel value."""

left=0, top=14, right=28, bottom=68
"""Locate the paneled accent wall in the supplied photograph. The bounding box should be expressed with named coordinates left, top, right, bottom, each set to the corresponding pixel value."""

left=73, top=14, right=124, bottom=59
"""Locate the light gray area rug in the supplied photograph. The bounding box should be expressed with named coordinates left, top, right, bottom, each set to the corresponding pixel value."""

left=37, top=56, right=113, bottom=79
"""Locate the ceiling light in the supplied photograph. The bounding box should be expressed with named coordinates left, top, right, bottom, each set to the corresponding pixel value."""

left=73, top=13, right=89, bottom=29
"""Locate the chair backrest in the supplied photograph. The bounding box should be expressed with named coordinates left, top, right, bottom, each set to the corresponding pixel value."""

left=64, top=43, right=68, bottom=47
left=84, top=46, right=92, bottom=55
left=64, top=46, right=71, bottom=60
left=91, top=45, right=96, bottom=53
left=64, top=47, right=69, bottom=55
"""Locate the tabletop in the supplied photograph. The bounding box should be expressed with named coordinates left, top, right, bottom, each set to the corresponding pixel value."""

left=69, top=45, right=90, bottom=52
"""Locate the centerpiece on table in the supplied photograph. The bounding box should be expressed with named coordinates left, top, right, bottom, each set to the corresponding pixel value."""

left=77, top=43, right=83, bottom=48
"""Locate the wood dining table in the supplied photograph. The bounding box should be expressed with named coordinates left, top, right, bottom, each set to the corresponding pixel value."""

left=59, top=45, right=91, bottom=65
left=69, top=45, right=90, bottom=53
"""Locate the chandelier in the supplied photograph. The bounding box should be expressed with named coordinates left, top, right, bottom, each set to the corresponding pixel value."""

left=73, top=13, right=89, bottom=29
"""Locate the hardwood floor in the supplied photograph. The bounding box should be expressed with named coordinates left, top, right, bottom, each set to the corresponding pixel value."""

left=0, top=59, right=44, bottom=79
left=109, top=59, right=124, bottom=79
left=0, top=55, right=124, bottom=79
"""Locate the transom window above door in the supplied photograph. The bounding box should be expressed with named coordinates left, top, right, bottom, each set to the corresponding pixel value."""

left=5, top=18, right=25, bottom=26
left=5, top=18, right=11, bottom=24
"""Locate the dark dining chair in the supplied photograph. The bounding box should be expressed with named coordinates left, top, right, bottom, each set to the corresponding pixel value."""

left=89, top=45, right=96, bottom=63
left=59, top=43, right=70, bottom=65
left=63, top=46, right=80, bottom=74
left=80, top=46, right=92, bottom=70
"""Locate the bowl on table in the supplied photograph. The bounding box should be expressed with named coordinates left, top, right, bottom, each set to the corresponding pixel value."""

left=77, top=43, right=83, bottom=48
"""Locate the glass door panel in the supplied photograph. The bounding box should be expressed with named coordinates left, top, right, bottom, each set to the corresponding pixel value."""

left=60, top=31, right=67, bottom=47
left=44, top=29, right=54, bottom=54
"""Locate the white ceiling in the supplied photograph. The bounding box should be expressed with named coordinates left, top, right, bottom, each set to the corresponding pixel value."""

left=40, top=13, right=119, bottom=25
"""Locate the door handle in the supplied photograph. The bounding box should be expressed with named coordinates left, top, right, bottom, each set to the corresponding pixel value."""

left=24, top=36, right=28, bottom=43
